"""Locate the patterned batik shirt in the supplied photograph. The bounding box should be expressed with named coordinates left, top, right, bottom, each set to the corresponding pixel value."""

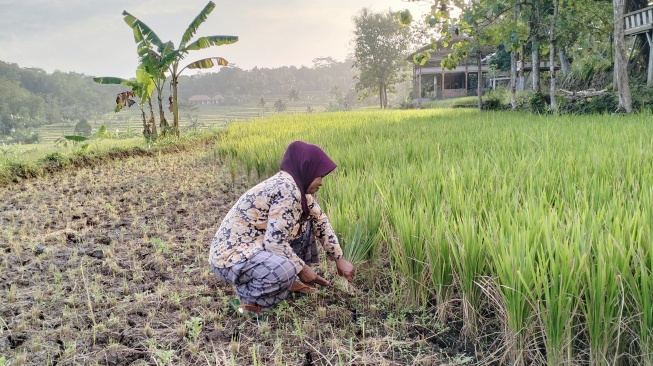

left=209, top=171, right=344, bottom=272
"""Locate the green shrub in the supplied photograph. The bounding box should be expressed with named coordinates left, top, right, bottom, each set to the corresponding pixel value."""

left=74, top=119, right=93, bottom=137
left=12, top=129, right=40, bottom=144
left=527, top=92, right=549, bottom=114
left=482, top=88, right=510, bottom=111
left=7, top=161, right=43, bottom=180
left=630, top=85, right=653, bottom=112
left=40, top=152, right=70, bottom=168
left=557, top=92, right=618, bottom=115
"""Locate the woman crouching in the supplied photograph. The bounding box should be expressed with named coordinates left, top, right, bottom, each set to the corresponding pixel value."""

left=208, top=141, right=355, bottom=315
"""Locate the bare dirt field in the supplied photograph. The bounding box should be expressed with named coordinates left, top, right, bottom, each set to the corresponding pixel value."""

left=0, top=144, right=479, bottom=365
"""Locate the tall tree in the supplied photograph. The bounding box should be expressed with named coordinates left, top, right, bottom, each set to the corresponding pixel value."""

left=274, top=98, right=287, bottom=113
left=352, top=8, right=411, bottom=109
left=548, top=0, right=560, bottom=111
left=613, top=0, right=632, bottom=112
left=257, top=97, right=268, bottom=115
left=287, top=87, right=300, bottom=112
left=122, top=1, right=237, bottom=136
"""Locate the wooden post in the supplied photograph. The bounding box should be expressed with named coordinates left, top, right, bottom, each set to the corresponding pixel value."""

left=433, top=74, right=437, bottom=98
left=647, top=31, right=653, bottom=86
left=465, top=63, right=469, bottom=94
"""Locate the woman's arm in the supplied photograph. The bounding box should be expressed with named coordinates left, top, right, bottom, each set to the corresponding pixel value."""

left=307, top=195, right=343, bottom=260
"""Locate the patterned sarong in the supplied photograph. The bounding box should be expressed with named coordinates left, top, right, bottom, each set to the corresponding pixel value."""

left=210, top=250, right=297, bottom=311
left=290, top=221, right=319, bottom=265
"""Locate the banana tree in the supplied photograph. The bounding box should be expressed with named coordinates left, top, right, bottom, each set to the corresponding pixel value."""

left=93, top=66, right=157, bottom=138
left=120, top=12, right=170, bottom=135
left=122, top=1, right=238, bottom=136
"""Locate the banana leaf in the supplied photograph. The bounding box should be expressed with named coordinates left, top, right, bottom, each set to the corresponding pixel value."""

left=180, top=1, right=216, bottom=47
left=186, top=35, right=238, bottom=51
left=185, top=57, right=229, bottom=70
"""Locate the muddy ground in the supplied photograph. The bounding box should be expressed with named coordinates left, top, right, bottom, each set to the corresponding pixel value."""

left=0, top=146, right=486, bottom=365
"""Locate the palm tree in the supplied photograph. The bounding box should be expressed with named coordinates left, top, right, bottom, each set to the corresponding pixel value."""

left=287, top=87, right=300, bottom=113
left=274, top=99, right=287, bottom=113
left=257, top=97, right=268, bottom=116
left=122, top=1, right=238, bottom=136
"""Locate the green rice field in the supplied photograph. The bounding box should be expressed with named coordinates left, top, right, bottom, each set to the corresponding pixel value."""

left=3, top=108, right=652, bottom=364
left=212, top=109, right=653, bottom=365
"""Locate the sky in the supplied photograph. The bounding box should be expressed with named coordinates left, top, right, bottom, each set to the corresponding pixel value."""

left=0, top=0, right=433, bottom=79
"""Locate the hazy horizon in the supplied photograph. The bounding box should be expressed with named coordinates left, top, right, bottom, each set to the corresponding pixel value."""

left=0, top=0, right=431, bottom=78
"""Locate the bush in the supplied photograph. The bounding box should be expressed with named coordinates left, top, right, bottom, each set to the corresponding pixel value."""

left=482, top=97, right=503, bottom=111
left=11, top=129, right=40, bottom=144
left=74, top=119, right=93, bottom=137
left=482, top=88, right=510, bottom=111
left=40, top=152, right=70, bottom=168
left=630, top=85, right=653, bottom=112
left=557, top=92, right=618, bottom=114
left=1, top=115, right=15, bottom=136
left=527, top=92, right=549, bottom=114
left=7, top=161, right=43, bottom=180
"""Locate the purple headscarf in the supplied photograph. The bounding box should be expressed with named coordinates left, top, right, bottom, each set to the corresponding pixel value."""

left=280, top=141, right=337, bottom=220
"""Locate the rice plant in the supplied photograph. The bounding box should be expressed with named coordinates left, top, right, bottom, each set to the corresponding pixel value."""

left=212, top=109, right=653, bottom=362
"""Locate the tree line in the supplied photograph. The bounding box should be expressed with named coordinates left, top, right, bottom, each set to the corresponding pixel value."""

left=0, top=57, right=362, bottom=144
left=0, top=61, right=121, bottom=143
left=176, top=57, right=358, bottom=106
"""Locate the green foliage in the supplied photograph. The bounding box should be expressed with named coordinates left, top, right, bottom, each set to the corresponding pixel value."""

left=0, top=61, right=118, bottom=125
left=40, top=152, right=70, bottom=167
left=154, top=349, right=175, bottom=366
left=151, top=237, right=170, bottom=253
left=557, top=93, right=618, bottom=115
left=397, top=9, right=413, bottom=25
left=184, top=57, right=228, bottom=70
left=481, top=95, right=504, bottom=110
left=487, top=44, right=511, bottom=72
left=564, top=54, right=612, bottom=90
left=12, top=128, right=40, bottom=144
left=6, top=161, right=43, bottom=181
left=0, top=115, right=15, bottom=136
left=451, top=96, right=479, bottom=108
left=630, top=85, right=653, bottom=112
left=526, top=92, right=549, bottom=114
left=74, top=119, right=93, bottom=137
left=215, top=109, right=653, bottom=362
left=122, top=0, right=237, bottom=136
left=481, top=88, right=510, bottom=110
left=61, top=124, right=113, bottom=152
left=287, top=87, right=300, bottom=103
left=184, top=317, right=203, bottom=343
left=274, top=99, right=287, bottom=113
left=352, top=8, right=411, bottom=108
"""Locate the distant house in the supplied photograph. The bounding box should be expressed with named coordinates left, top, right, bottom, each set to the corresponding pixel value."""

left=408, top=34, right=562, bottom=104
left=189, top=95, right=212, bottom=105
left=211, top=94, right=225, bottom=104
left=407, top=34, right=500, bottom=104
left=189, top=94, right=226, bottom=105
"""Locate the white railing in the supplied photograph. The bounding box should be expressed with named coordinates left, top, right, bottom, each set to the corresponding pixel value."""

left=624, top=6, right=653, bottom=36
left=517, top=61, right=557, bottom=71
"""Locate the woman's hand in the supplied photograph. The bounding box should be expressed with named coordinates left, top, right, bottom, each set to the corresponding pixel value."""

left=335, top=258, right=355, bottom=281
left=298, top=264, right=330, bottom=286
